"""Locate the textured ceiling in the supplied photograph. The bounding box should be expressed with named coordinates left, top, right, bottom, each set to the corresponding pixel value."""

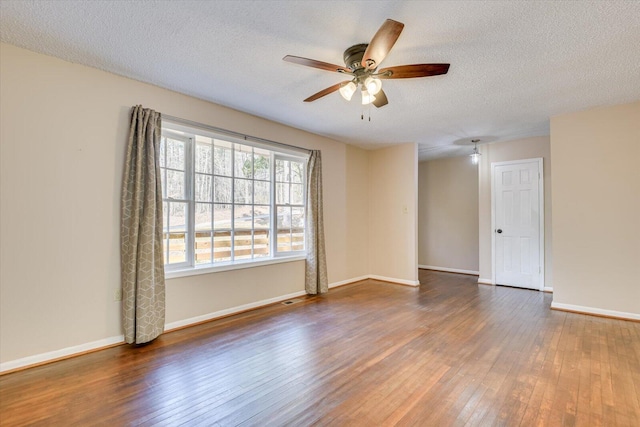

left=1, top=1, right=639, bottom=160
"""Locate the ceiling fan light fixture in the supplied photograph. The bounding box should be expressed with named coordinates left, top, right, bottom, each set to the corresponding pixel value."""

left=364, top=76, right=382, bottom=95
left=339, top=81, right=357, bottom=101
left=361, top=88, right=376, bottom=105
left=283, top=18, right=450, bottom=111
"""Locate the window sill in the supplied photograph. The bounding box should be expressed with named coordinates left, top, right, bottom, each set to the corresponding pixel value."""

left=165, top=255, right=306, bottom=280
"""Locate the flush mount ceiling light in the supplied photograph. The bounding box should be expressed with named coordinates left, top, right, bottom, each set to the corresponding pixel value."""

left=470, top=139, right=482, bottom=165
left=452, top=136, right=495, bottom=162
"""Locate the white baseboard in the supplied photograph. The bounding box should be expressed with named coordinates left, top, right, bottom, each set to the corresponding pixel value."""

left=477, top=278, right=495, bottom=285
left=329, top=276, right=369, bottom=288
left=543, top=287, right=553, bottom=293
left=0, top=335, right=124, bottom=373
left=0, top=275, right=414, bottom=373
left=551, top=302, right=640, bottom=321
left=2, top=289, right=309, bottom=374
left=418, top=265, right=479, bottom=276
left=164, top=289, right=308, bottom=331
left=369, top=275, right=420, bottom=287
left=166, top=274, right=400, bottom=331
left=167, top=276, right=379, bottom=331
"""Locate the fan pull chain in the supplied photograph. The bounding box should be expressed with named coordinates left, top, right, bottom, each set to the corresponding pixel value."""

left=361, top=104, right=372, bottom=122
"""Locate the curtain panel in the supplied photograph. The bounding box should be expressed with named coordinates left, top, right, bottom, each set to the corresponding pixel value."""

left=304, top=150, right=328, bottom=294
left=121, top=105, right=166, bottom=344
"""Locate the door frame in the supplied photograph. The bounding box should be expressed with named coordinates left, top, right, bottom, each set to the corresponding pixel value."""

left=491, top=158, right=545, bottom=291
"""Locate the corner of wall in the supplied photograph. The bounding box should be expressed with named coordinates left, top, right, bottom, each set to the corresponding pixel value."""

left=367, top=143, right=419, bottom=283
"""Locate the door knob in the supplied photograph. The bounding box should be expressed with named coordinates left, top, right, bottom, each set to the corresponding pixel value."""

left=496, top=229, right=503, bottom=234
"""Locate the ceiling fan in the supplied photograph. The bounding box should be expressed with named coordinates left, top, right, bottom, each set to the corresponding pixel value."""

left=283, top=19, right=450, bottom=108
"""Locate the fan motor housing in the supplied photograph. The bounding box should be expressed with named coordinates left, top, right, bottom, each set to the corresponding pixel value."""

left=343, top=44, right=368, bottom=72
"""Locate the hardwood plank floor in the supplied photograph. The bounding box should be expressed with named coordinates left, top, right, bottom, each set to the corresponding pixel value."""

left=1, top=270, right=639, bottom=426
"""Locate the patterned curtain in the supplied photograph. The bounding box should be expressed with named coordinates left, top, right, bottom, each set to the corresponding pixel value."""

left=121, top=105, right=165, bottom=344
left=305, top=150, right=328, bottom=294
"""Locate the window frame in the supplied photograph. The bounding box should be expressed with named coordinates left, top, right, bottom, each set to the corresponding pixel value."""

left=160, top=130, right=193, bottom=270
left=160, top=121, right=308, bottom=276
left=274, top=154, right=307, bottom=255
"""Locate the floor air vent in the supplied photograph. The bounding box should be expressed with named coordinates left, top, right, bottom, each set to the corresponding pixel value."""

left=281, top=298, right=303, bottom=306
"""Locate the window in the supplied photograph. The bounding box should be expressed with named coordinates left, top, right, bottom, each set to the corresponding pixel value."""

left=276, top=157, right=305, bottom=252
left=159, top=122, right=307, bottom=273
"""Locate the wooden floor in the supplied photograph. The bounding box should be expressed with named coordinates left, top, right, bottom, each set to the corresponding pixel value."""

left=1, top=270, right=639, bottom=426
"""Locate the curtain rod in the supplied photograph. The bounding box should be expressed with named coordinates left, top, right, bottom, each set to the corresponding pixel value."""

left=162, top=114, right=312, bottom=155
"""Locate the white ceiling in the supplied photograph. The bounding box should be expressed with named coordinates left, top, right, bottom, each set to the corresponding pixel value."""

left=1, top=1, right=639, bottom=160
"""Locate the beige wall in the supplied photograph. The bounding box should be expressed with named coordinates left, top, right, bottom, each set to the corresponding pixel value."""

left=550, top=101, right=640, bottom=316
left=345, top=145, right=370, bottom=279
left=368, top=143, right=419, bottom=284
left=0, top=43, right=373, bottom=364
left=418, top=156, right=479, bottom=272
left=478, top=136, right=553, bottom=287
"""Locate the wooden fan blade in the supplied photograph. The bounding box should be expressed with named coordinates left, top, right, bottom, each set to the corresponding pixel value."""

left=303, top=81, right=350, bottom=102
left=362, top=19, right=405, bottom=70
left=283, top=55, right=352, bottom=74
left=373, top=89, right=388, bottom=108
left=377, top=64, right=450, bottom=79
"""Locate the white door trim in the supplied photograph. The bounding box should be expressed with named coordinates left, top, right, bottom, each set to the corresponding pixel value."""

left=491, top=158, right=544, bottom=291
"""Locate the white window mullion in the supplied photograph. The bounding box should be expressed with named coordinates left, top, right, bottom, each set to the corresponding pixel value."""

left=302, top=158, right=308, bottom=252
left=230, top=144, right=235, bottom=262
left=166, top=202, right=171, bottom=263
left=186, top=136, right=196, bottom=267
left=250, top=147, right=255, bottom=259
left=163, top=144, right=169, bottom=263
left=214, top=139, right=216, bottom=264
left=289, top=181, right=293, bottom=250
left=269, top=153, right=276, bottom=258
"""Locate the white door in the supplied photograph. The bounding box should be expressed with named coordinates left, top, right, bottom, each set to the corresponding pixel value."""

left=492, top=159, right=543, bottom=290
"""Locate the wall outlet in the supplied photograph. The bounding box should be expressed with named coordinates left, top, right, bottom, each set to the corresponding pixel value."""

left=114, top=288, right=123, bottom=302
